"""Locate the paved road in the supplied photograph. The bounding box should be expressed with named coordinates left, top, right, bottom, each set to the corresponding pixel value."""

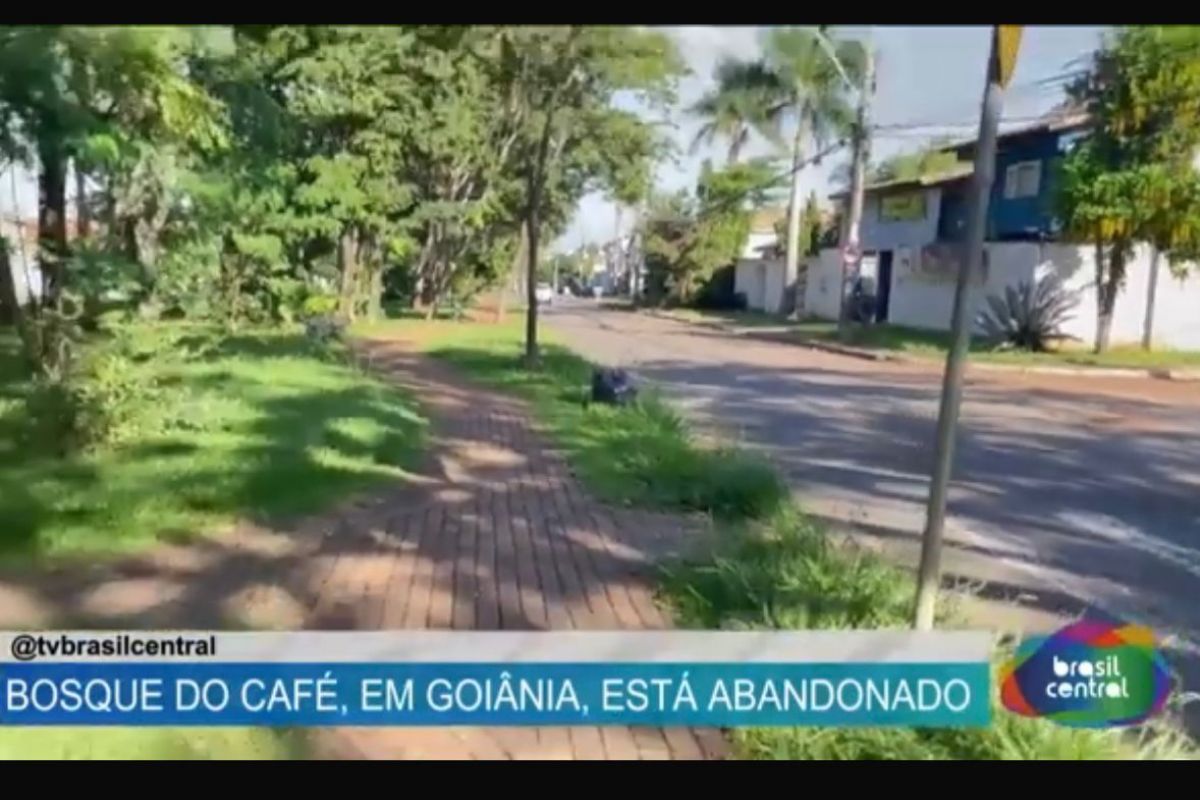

left=546, top=301, right=1200, bottom=662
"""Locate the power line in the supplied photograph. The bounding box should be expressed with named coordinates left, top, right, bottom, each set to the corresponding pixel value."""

left=610, top=137, right=851, bottom=256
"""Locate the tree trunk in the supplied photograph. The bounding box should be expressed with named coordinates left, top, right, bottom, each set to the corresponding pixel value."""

left=121, top=216, right=139, bottom=264
left=1094, top=241, right=1126, bottom=354
left=74, top=163, right=91, bottom=240
left=727, top=125, right=745, bottom=166
left=525, top=203, right=541, bottom=364
left=368, top=265, right=384, bottom=323
left=525, top=105, right=559, bottom=366
left=0, top=242, right=21, bottom=326
left=337, top=227, right=359, bottom=321
left=498, top=221, right=528, bottom=323
left=356, top=235, right=375, bottom=321
left=38, top=145, right=69, bottom=306
left=1141, top=246, right=1160, bottom=351
left=783, top=120, right=806, bottom=295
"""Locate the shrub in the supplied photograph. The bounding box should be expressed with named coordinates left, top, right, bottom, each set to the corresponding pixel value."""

left=23, top=327, right=174, bottom=453
left=977, top=276, right=1079, bottom=352
left=660, top=507, right=912, bottom=631
left=596, top=395, right=788, bottom=519
left=660, top=509, right=1198, bottom=760
left=304, top=315, right=346, bottom=345
left=70, top=351, right=154, bottom=448
left=301, top=294, right=339, bottom=319
left=692, top=264, right=746, bottom=311
left=733, top=709, right=1196, bottom=760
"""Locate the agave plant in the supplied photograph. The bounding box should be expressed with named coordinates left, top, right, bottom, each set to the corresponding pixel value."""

left=976, top=276, right=1080, bottom=352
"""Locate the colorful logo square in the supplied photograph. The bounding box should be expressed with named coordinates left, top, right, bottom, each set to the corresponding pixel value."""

left=1000, top=619, right=1172, bottom=728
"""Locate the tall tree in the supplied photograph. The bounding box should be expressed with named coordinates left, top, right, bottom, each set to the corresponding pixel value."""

left=496, top=26, right=682, bottom=364
left=761, top=27, right=865, bottom=297
left=1058, top=26, right=1200, bottom=353
left=688, top=58, right=780, bottom=165
left=643, top=158, right=782, bottom=304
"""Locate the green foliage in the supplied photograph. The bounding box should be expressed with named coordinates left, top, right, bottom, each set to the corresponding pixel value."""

left=1, top=25, right=681, bottom=348
left=406, top=318, right=787, bottom=520
left=760, top=26, right=865, bottom=149
left=61, top=350, right=152, bottom=450
left=301, top=293, right=339, bottom=318
left=733, top=706, right=1196, bottom=760
left=0, top=726, right=308, bottom=760
left=661, top=507, right=913, bottom=631
left=977, top=277, right=1081, bottom=352
left=643, top=159, right=783, bottom=304
left=1058, top=25, right=1200, bottom=350
left=660, top=506, right=1197, bottom=761
left=689, top=58, right=783, bottom=163
left=0, top=324, right=427, bottom=557
left=871, top=145, right=963, bottom=184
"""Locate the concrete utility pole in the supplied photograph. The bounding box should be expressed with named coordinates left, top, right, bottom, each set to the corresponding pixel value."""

left=913, top=26, right=1017, bottom=630
left=1142, top=246, right=1161, bottom=350
left=836, top=48, right=875, bottom=337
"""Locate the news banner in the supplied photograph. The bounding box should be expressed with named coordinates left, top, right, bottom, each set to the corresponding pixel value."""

left=0, top=630, right=992, bottom=727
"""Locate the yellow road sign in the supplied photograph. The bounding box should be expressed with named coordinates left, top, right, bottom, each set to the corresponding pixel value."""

left=994, top=25, right=1023, bottom=88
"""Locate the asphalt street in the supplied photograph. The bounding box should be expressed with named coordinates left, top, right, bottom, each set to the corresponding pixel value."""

left=546, top=299, right=1200, bottom=676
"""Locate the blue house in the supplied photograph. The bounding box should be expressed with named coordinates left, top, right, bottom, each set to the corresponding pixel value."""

left=819, top=106, right=1091, bottom=324
left=839, top=105, right=1092, bottom=252
left=941, top=106, right=1090, bottom=242
left=810, top=105, right=1200, bottom=346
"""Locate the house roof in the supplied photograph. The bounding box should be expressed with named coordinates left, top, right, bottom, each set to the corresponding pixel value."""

left=828, top=163, right=974, bottom=200
left=947, top=104, right=1090, bottom=154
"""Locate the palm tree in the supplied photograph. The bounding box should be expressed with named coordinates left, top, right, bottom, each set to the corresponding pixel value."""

left=688, top=58, right=781, bottom=165
left=760, top=27, right=866, bottom=292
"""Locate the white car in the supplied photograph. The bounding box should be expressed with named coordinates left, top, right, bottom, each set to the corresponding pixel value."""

left=534, top=283, right=555, bottom=305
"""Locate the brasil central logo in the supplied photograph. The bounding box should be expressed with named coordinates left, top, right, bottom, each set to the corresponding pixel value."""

left=1000, top=619, right=1172, bottom=728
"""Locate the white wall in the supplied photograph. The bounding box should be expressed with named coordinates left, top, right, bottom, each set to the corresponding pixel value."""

left=1038, top=243, right=1200, bottom=350
left=735, top=260, right=766, bottom=310
left=736, top=258, right=788, bottom=313
left=804, top=249, right=844, bottom=320
left=764, top=259, right=786, bottom=314
left=860, top=187, right=942, bottom=251
left=0, top=218, right=41, bottom=306
left=889, top=242, right=1039, bottom=333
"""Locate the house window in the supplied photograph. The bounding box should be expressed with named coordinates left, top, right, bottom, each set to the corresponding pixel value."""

left=1004, top=160, right=1041, bottom=199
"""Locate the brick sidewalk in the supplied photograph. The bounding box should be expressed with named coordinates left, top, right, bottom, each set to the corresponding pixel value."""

left=0, top=338, right=724, bottom=760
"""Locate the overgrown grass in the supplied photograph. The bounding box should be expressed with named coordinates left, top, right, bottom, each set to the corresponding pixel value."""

left=368, top=317, right=787, bottom=520
left=660, top=508, right=1197, bottom=760
left=0, top=323, right=427, bottom=559
left=0, top=726, right=309, bottom=760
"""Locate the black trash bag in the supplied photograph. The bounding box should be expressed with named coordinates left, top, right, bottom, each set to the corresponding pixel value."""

left=590, top=367, right=638, bottom=406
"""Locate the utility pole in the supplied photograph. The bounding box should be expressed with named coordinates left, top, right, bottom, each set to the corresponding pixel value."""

left=913, top=26, right=1019, bottom=630
left=836, top=48, right=875, bottom=338
left=1141, top=246, right=1161, bottom=350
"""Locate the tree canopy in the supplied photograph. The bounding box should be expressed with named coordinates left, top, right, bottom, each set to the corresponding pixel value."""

left=0, top=25, right=682, bottom=364
left=1058, top=25, right=1200, bottom=352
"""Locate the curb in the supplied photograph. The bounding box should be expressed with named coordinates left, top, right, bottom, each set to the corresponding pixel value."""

left=965, top=361, right=1200, bottom=381
left=639, top=309, right=1200, bottom=381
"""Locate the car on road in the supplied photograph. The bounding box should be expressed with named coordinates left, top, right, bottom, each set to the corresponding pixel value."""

left=534, top=283, right=555, bottom=305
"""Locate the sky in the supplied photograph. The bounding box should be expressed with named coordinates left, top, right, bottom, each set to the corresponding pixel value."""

left=554, top=25, right=1108, bottom=252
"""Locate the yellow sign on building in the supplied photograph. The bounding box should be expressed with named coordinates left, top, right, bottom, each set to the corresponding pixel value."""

left=880, top=191, right=926, bottom=222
